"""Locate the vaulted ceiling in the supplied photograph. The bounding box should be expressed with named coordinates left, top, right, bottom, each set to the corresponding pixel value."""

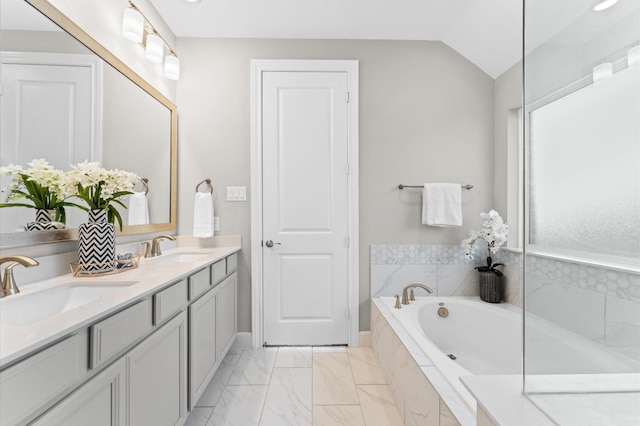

left=149, top=0, right=523, bottom=79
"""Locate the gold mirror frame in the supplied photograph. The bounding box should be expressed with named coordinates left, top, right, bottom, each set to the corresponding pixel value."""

left=1, top=0, right=177, bottom=248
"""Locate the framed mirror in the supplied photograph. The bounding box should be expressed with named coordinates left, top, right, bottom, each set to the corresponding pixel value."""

left=0, top=0, right=177, bottom=248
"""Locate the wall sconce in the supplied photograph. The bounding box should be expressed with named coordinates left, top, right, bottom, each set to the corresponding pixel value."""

left=122, top=7, right=144, bottom=43
left=122, top=1, right=179, bottom=80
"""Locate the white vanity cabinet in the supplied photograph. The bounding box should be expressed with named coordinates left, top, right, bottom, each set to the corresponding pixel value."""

left=0, top=249, right=239, bottom=426
left=32, top=358, right=126, bottom=426
left=218, top=273, right=237, bottom=358
left=188, top=285, right=219, bottom=409
left=188, top=257, right=238, bottom=409
left=127, top=311, right=188, bottom=426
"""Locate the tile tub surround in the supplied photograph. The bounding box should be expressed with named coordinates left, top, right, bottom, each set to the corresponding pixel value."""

left=184, top=346, right=403, bottom=426
left=370, top=299, right=474, bottom=426
left=524, top=253, right=640, bottom=362
left=370, top=244, right=522, bottom=307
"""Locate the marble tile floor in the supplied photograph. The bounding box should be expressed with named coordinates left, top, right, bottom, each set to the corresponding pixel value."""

left=185, top=346, right=403, bottom=426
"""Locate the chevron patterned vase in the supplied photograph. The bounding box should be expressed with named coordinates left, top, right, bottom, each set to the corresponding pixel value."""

left=78, top=209, right=116, bottom=273
left=24, top=209, right=64, bottom=231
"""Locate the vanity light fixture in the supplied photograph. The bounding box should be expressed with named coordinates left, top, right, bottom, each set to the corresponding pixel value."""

left=164, top=54, right=180, bottom=80
left=122, top=7, right=144, bottom=43
left=145, top=33, right=164, bottom=63
left=122, top=1, right=180, bottom=80
left=593, top=0, right=618, bottom=11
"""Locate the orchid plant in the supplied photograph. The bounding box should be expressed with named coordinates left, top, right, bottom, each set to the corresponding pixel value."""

left=0, top=159, right=76, bottom=223
left=461, top=210, right=509, bottom=276
left=65, top=161, right=138, bottom=231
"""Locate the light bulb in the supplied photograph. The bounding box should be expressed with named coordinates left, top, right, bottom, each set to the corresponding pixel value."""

left=165, top=55, right=180, bottom=80
left=122, top=8, right=144, bottom=43
left=146, top=34, right=164, bottom=63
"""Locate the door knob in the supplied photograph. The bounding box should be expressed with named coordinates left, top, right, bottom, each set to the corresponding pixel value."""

left=265, top=240, right=281, bottom=248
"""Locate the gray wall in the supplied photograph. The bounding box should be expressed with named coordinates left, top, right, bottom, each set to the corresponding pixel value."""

left=176, top=38, right=496, bottom=332
left=493, top=61, right=523, bottom=231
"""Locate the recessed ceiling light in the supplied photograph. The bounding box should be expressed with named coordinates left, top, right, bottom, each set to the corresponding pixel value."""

left=593, top=0, right=618, bottom=11
left=184, top=0, right=202, bottom=3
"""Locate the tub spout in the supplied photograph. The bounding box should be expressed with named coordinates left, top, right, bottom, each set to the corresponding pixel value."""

left=401, top=283, right=433, bottom=305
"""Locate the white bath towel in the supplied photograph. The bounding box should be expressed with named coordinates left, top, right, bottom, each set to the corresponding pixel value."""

left=422, top=183, right=462, bottom=227
left=193, top=192, right=214, bottom=238
left=127, top=191, right=149, bottom=225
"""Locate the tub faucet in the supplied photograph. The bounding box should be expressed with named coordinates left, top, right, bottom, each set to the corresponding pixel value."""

left=151, top=235, right=176, bottom=257
left=0, top=256, right=39, bottom=298
left=401, top=283, right=433, bottom=305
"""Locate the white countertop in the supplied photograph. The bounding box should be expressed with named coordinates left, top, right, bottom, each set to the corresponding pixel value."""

left=0, top=245, right=240, bottom=368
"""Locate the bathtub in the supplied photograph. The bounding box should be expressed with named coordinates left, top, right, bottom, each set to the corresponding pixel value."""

left=373, top=296, right=640, bottom=422
left=374, top=296, right=521, bottom=415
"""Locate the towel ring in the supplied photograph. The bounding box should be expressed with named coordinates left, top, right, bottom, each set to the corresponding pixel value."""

left=195, top=178, right=214, bottom=194
left=135, top=177, right=149, bottom=195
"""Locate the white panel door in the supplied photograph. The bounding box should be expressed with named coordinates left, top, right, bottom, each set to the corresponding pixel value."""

left=0, top=57, right=97, bottom=232
left=262, top=71, right=350, bottom=346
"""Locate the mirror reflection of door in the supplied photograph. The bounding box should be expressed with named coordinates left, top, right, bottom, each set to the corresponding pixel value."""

left=0, top=52, right=102, bottom=232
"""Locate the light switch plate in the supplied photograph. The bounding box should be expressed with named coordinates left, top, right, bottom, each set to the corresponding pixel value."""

left=214, top=216, right=220, bottom=231
left=226, top=186, right=246, bottom=201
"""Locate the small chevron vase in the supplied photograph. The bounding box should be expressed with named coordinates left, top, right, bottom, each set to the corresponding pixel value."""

left=24, top=209, right=64, bottom=231
left=78, top=209, right=116, bottom=273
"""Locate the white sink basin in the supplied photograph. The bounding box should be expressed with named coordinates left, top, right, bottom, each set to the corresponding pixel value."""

left=148, top=253, right=208, bottom=263
left=0, top=281, right=138, bottom=327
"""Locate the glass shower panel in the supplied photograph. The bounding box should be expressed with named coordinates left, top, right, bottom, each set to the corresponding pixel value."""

left=524, top=0, right=640, bottom=423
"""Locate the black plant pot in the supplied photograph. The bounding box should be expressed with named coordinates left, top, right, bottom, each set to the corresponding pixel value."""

left=478, top=271, right=502, bottom=303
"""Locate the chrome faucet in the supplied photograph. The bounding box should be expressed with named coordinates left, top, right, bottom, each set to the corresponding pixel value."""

left=0, top=256, right=39, bottom=298
left=141, top=241, right=152, bottom=258
left=151, top=235, right=176, bottom=257
left=401, top=283, right=433, bottom=305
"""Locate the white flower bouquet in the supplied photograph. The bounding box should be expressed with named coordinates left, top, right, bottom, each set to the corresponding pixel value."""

left=461, top=210, right=508, bottom=276
left=0, top=159, right=76, bottom=223
left=66, top=161, right=138, bottom=230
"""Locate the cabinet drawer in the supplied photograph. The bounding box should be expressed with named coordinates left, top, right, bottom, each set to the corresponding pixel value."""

left=211, top=260, right=227, bottom=286
left=154, top=280, right=188, bottom=325
left=0, top=334, right=85, bottom=426
left=189, top=267, right=211, bottom=300
left=90, top=299, right=153, bottom=369
left=226, top=253, right=238, bottom=274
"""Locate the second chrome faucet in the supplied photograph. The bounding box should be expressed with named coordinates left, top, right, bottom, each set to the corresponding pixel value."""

left=144, top=235, right=176, bottom=257
left=394, top=283, right=434, bottom=309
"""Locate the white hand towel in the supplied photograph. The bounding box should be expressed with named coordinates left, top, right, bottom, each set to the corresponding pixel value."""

left=193, top=192, right=214, bottom=238
left=422, top=183, right=462, bottom=227
left=127, top=191, right=149, bottom=225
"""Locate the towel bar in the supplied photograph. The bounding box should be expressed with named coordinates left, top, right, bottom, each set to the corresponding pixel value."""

left=398, top=184, right=473, bottom=190
left=196, top=178, right=214, bottom=193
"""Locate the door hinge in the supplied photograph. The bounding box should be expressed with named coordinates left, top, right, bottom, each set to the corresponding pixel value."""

left=345, top=236, right=350, bottom=247
left=346, top=91, right=350, bottom=103
left=345, top=163, right=350, bottom=175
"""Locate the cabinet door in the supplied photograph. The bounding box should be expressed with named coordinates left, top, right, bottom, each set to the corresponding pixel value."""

left=218, top=273, right=237, bottom=357
left=33, top=358, right=126, bottom=426
left=189, top=286, right=218, bottom=409
left=127, top=311, right=188, bottom=426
